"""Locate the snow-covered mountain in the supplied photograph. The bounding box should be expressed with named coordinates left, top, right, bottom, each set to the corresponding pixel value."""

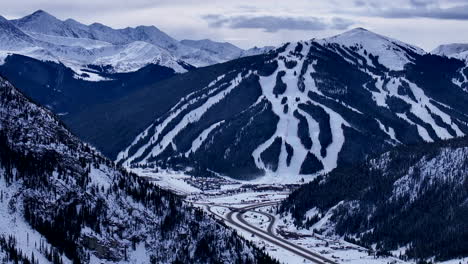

left=280, top=135, right=468, bottom=261
left=239, top=46, right=275, bottom=57
left=63, top=27, right=467, bottom=182
left=11, top=10, right=92, bottom=39
left=0, top=75, right=276, bottom=263
left=0, top=53, right=179, bottom=116
left=11, top=10, right=179, bottom=50
left=433, top=43, right=468, bottom=61
left=319, top=27, right=425, bottom=70
left=0, top=10, right=266, bottom=76
left=180, top=39, right=244, bottom=63
left=0, top=10, right=189, bottom=74
left=0, top=15, right=36, bottom=50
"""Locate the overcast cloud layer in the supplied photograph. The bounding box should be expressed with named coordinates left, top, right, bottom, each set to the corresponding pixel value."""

left=2, top=0, right=468, bottom=51
left=203, top=15, right=355, bottom=32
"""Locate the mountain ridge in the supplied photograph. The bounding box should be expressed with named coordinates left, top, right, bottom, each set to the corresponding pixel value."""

left=433, top=43, right=468, bottom=61
left=3, top=18, right=468, bottom=183
left=0, top=10, right=272, bottom=76
left=57, top=28, right=468, bottom=182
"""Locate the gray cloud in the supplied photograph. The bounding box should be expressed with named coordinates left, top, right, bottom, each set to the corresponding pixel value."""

left=203, top=15, right=355, bottom=33
left=3, top=0, right=468, bottom=51
left=351, top=0, right=468, bottom=20
left=379, top=5, right=468, bottom=20
left=409, top=0, right=436, bottom=7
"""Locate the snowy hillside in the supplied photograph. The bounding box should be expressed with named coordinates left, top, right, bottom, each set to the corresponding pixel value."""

left=0, top=10, right=267, bottom=75
left=180, top=39, right=243, bottom=61
left=280, top=136, right=468, bottom=262
left=433, top=43, right=468, bottom=61
left=91, top=41, right=186, bottom=73
left=0, top=53, right=179, bottom=117
left=11, top=10, right=92, bottom=39
left=0, top=15, right=36, bottom=51
left=0, top=75, right=276, bottom=263
left=0, top=10, right=189, bottom=74
left=319, top=27, right=425, bottom=71
left=109, top=28, right=468, bottom=182
left=240, top=46, right=275, bottom=57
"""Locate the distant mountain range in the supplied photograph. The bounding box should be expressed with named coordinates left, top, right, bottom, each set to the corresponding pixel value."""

left=0, top=10, right=275, bottom=124
left=433, top=43, right=468, bottom=61
left=0, top=10, right=273, bottom=77
left=2, top=20, right=468, bottom=182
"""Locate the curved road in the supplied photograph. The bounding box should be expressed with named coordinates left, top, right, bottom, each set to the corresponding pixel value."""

left=251, top=209, right=276, bottom=234
left=204, top=202, right=337, bottom=264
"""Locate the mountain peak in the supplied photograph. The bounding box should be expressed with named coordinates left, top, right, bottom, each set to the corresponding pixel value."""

left=319, top=27, right=425, bottom=70
left=328, top=27, right=385, bottom=41
left=432, top=43, right=468, bottom=59
left=27, top=9, right=57, bottom=20
left=10, top=10, right=92, bottom=40
left=31, top=9, right=48, bottom=15
left=131, top=25, right=164, bottom=33
left=347, top=27, right=370, bottom=33
left=0, top=14, right=35, bottom=49
left=179, top=38, right=243, bottom=61
left=89, top=22, right=111, bottom=29
left=12, top=9, right=61, bottom=28
left=325, top=27, right=424, bottom=53
left=64, top=18, right=80, bottom=24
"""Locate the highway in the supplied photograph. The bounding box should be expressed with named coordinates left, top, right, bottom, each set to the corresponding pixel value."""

left=202, top=202, right=337, bottom=264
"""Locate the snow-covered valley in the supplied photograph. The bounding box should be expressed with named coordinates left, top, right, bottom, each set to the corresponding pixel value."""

left=129, top=166, right=468, bottom=264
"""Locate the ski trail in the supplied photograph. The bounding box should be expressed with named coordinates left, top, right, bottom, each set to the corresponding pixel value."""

left=139, top=72, right=249, bottom=164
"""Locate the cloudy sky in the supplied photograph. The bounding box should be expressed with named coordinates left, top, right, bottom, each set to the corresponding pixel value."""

left=3, top=0, right=468, bottom=51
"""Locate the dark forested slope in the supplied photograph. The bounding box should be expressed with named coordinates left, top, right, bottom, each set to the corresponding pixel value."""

left=280, top=137, right=468, bottom=261
left=0, top=75, right=276, bottom=264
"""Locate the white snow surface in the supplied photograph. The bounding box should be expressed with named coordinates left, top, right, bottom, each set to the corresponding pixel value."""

left=185, top=120, right=225, bottom=156
left=240, top=46, right=275, bottom=57
left=0, top=174, right=72, bottom=264
left=251, top=41, right=349, bottom=182
left=0, top=10, right=274, bottom=77
left=120, top=72, right=249, bottom=165
left=432, top=43, right=468, bottom=61
left=180, top=39, right=243, bottom=61
left=320, top=27, right=425, bottom=71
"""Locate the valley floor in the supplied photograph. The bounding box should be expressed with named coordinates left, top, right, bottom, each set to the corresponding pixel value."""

left=129, top=168, right=468, bottom=264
